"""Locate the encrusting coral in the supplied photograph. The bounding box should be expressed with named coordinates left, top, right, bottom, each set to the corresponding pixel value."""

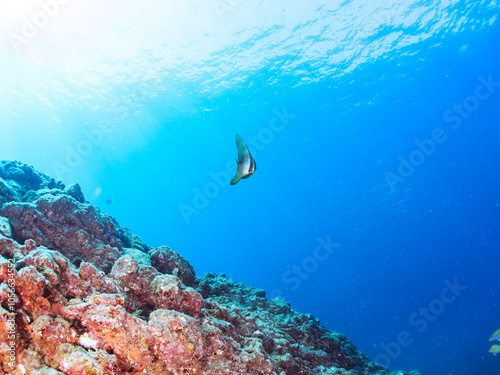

left=0, top=160, right=422, bottom=375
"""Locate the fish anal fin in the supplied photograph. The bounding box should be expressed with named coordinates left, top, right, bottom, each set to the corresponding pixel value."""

left=231, top=166, right=244, bottom=185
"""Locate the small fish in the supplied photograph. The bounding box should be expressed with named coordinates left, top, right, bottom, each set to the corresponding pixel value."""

left=231, top=135, right=256, bottom=185
left=105, top=198, right=114, bottom=205
left=490, top=344, right=500, bottom=355
left=490, top=329, right=500, bottom=341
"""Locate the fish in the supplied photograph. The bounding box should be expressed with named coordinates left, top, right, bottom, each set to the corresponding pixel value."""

left=231, top=135, right=256, bottom=185
left=490, top=329, right=500, bottom=341
left=105, top=198, right=114, bottom=205
left=489, top=345, right=500, bottom=355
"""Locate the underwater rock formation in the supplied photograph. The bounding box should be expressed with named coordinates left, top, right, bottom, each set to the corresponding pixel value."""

left=0, top=160, right=422, bottom=375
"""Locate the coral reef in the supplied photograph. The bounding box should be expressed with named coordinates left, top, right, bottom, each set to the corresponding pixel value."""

left=0, top=160, right=422, bottom=375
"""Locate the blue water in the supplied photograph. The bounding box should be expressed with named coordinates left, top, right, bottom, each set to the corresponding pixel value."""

left=1, top=1, right=499, bottom=374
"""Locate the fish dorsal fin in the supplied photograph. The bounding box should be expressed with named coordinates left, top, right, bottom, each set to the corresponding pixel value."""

left=235, top=135, right=250, bottom=163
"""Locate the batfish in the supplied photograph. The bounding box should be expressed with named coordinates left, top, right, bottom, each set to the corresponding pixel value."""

left=231, top=135, right=256, bottom=185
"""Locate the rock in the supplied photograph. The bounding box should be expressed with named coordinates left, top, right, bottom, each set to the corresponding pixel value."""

left=31, top=316, right=77, bottom=356
left=64, top=183, right=85, bottom=204
left=179, top=286, right=203, bottom=315
left=0, top=178, right=22, bottom=207
left=123, top=247, right=151, bottom=267
left=54, top=343, right=106, bottom=375
left=15, top=266, right=49, bottom=315
left=0, top=160, right=64, bottom=195
left=148, top=309, right=205, bottom=371
left=0, top=161, right=151, bottom=262
left=0, top=195, right=122, bottom=272
left=22, top=183, right=85, bottom=205
left=109, top=255, right=157, bottom=312
left=113, top=222, right=151, bottom=253
left=150, top=246, right=195, bottom=286
left=22, top=188, right=69, bottom=203
left=11, top=349, right=66, bottom=375
left=151, top=274, right=182, bottom=310
left=0, top=216, right=11, bottom=238
left=0, top=160, right=421, bottom=375
left=0, top=232, right=26, bottom=259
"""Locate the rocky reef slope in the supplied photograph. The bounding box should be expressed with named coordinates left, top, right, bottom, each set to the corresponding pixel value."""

left=0, top=160, right=421, bottom=375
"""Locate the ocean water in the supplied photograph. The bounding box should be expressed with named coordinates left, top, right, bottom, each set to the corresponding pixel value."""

left=1, top=0, right=500, bottom=374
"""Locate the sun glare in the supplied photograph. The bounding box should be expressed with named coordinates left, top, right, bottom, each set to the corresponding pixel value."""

left=0, top=0, right=41, bottom=15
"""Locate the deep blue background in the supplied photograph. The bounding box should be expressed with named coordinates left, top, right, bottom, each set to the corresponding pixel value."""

left=1, top=1, right=499, bottom=374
